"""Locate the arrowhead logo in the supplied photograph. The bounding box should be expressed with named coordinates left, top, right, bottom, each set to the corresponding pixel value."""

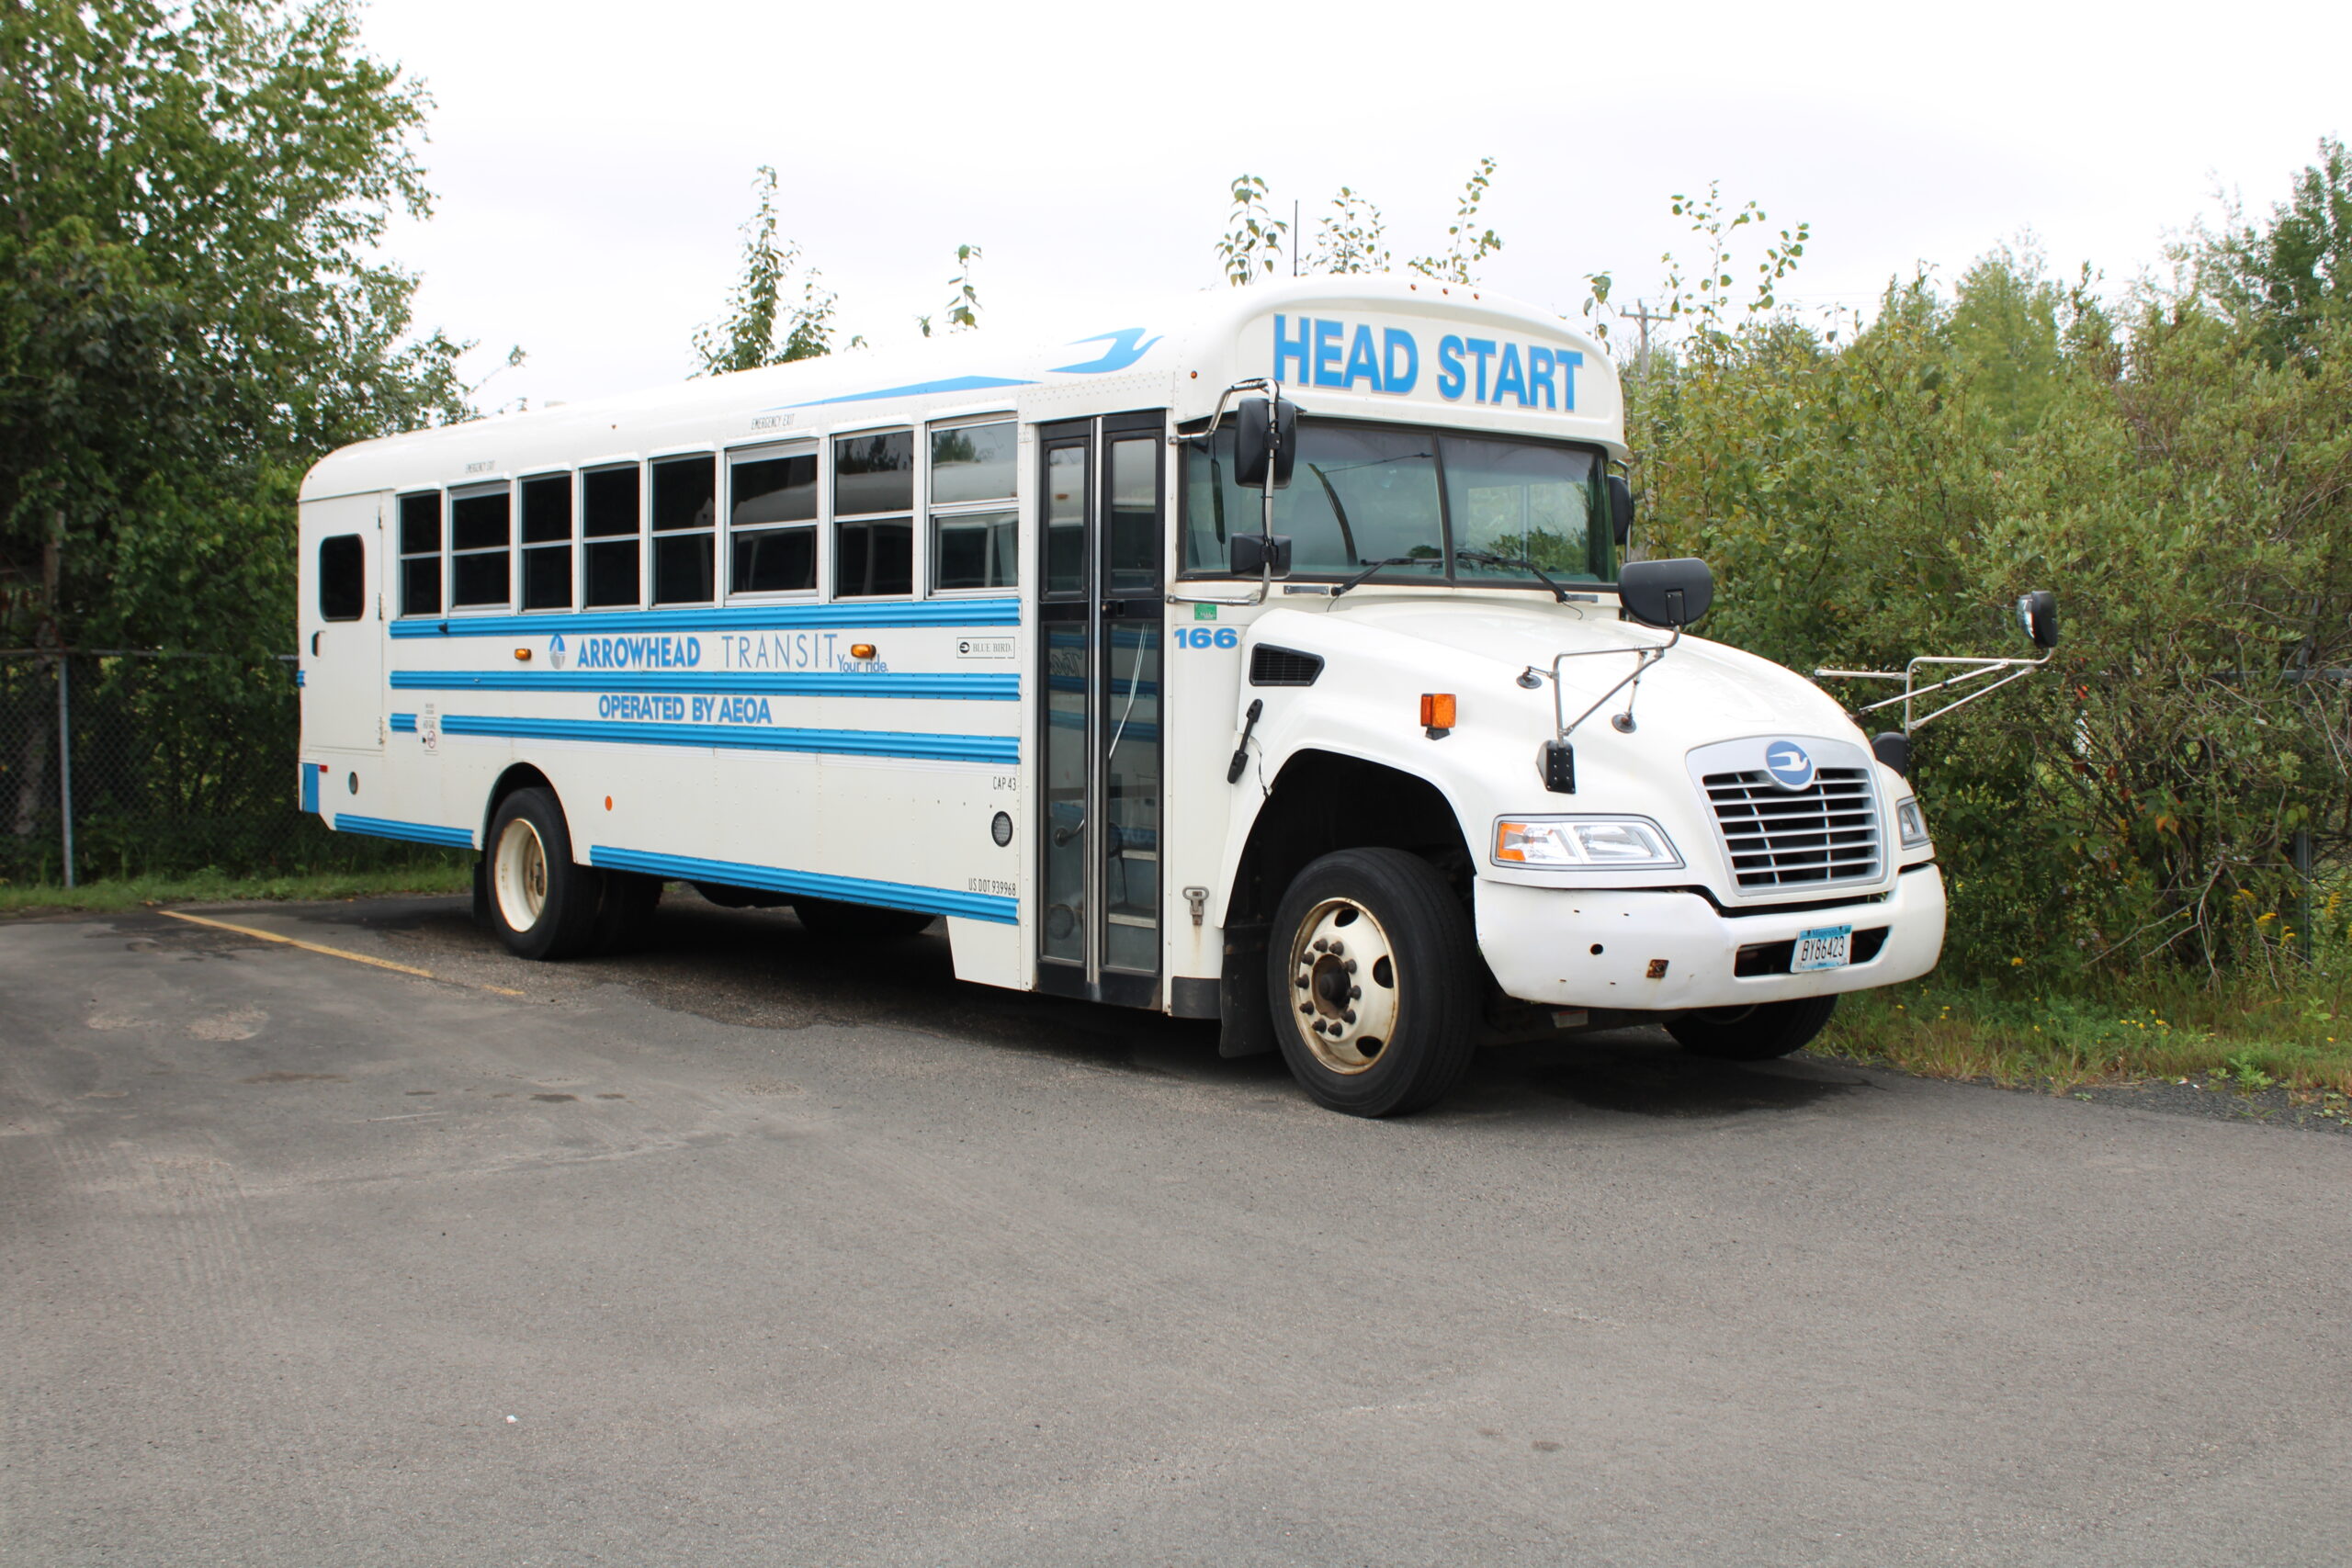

left=1764, top=741, right=1815, bottom=790
left=548, top=634, right=567, bottom=671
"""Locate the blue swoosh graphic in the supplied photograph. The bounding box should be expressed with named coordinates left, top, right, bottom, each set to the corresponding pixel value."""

left=777, top=374, right=1036, bottom=410
left=1051, top=328, right=1162, bottom=375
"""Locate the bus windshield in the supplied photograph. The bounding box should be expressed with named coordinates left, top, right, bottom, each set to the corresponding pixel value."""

left=1181, top=419, right=1611, bottom=586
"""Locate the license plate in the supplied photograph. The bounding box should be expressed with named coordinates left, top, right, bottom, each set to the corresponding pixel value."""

left=1792, top=925, right=1852, bottom=972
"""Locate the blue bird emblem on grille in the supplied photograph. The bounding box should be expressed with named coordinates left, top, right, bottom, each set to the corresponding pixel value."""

left=1764, top=740, right=1815, bottom=790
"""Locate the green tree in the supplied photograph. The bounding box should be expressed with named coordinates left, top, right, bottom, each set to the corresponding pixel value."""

left=1405, top=156, right=1504, bottom=285
left=0, top=0, right=478, bottom=657
left=2192, top=136, right=2352, bottom=370
left=917, top=243, right=985, bottom=338
left=1, top=0, right=492, bottom=882
left=691, top=165, right=854, bottom=373
left=1216, top=174, right=1289, bottom=287
left=1309, top=187, right=1391, bottom=275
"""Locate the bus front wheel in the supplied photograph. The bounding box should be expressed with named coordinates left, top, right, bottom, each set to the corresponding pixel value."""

left=485, top=787, right=602, bottom=960
left=1266, top=848, right=1478, bottom=1117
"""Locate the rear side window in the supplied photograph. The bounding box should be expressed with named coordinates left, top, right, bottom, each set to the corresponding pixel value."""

left=318, top=534, right=365, bottom=621
left=398, top=491, right=441, bottom=615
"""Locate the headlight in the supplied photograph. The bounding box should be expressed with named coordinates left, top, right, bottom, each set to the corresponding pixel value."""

left=1894, top=795, right=1930, bottom=850
left=1493, top=816, right=1683, bottom=870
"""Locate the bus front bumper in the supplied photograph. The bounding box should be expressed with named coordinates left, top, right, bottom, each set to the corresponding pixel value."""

left=1475, top=864, right=1945, bottom=1012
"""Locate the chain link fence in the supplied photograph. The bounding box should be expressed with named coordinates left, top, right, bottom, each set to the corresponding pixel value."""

left=1, top=650, right=454, bottom=887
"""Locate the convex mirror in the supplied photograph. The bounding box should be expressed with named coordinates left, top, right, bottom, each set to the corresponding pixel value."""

left=1617, top=557, right=1714, bottom=629
left=2016, top=590, right=2060, bottom=650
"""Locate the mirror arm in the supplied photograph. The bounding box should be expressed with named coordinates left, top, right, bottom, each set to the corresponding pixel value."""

left=1166, top=377, right=1284, bottom=609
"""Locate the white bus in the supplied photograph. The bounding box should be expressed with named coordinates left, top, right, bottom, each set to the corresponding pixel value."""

left=299, top=276, right=2036, bottom=1115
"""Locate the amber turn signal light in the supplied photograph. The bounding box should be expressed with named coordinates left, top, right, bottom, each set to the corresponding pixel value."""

left=512, top=648, right=532, bottom=661
left=851, top=643, right=877, bottom=660
left=1419, top=693, right=1456, bottom=730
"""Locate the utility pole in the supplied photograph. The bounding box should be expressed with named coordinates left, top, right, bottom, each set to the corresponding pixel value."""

left=1620, top=299, right=1670, bottom=381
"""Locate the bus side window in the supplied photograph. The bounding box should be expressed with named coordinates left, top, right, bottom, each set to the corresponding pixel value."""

left=449, top=483, right=512, bottom=608
left=582, top=464, right=642, bottom=608
left=729, top=445, right=818, bottom=594
left=834, top=430, right=914, bottom=598
left=650, top=455, right=717, bottom=604
left=520, top=473, right=573, bottom=610
left=319, top=534, right=365, bottom=621
left=398, top=491, right=441, bottom=615
left=930, top=420, right=1016, bottom=592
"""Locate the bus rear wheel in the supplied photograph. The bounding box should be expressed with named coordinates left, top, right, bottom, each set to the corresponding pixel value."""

left=485, top=787, right=601, bottom=960
left=1668, top=994, right=1838, bottom=1061
left=1266, top=848, right=1478, bottom=1117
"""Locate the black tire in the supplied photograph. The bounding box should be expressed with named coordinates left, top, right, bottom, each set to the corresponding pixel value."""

left=791, top=897, right=937, bottom=942
left=1668, top=994, right=1838, bottom=1061
left=483, top=786, right=602, bottom=960
left=1265, top=847, right=1478, bottom=1117
left=589, top=871, right=664, bottom=955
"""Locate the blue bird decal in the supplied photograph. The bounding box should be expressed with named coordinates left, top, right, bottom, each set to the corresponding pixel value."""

left=1052, top=328, right=1162, bottom=375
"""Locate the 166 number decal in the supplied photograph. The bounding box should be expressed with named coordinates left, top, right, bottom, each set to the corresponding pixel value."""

left=1174, top=626, right=1239, bottom=649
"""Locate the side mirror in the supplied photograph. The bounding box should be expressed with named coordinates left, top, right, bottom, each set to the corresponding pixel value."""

left=1616, top=557, right=1713, bottom=629
left=1607, top=475, right=1634, bottom=547
left=1871, top=731, right=1911, bottom=778
left=1228, top=533, right=1293, bottom=579
left=1234, top=395, right=1298, bottom=490
left=2017, top=590, right=2059, bottom=650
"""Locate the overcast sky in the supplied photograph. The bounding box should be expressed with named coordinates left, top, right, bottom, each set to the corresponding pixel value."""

left=358, top=0, right=2350, bottom=409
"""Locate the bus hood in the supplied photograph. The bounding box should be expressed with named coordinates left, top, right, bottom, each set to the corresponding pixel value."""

left=1249, top=595, right=1860, bottom=740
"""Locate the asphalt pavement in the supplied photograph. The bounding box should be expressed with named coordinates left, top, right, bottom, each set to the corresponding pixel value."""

left=4, top=894, right=2348, bottom=1566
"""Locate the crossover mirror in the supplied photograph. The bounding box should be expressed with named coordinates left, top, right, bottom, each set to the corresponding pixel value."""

left=2016, top=590, right=2060, bottom=651
left=1617, top=557, right=1714, bottom=629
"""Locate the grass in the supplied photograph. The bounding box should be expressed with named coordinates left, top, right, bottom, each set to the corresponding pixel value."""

left=1818, top=967, right=2352, bottom=1097
left=0, top=862, right=472, bottom=915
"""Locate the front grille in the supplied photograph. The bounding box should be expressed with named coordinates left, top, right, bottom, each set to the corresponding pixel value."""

left=1703, top=766, right=1883, bottom=891
left=1250, top=645, right=1324, bottom=686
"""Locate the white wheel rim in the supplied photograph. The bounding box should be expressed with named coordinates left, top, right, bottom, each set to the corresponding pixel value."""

left=1285, top=897, right=1400, bottom=1074
left=493, top=818, right=548, bottom=931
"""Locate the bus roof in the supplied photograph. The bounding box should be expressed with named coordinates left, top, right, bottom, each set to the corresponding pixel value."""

left=300, top=275, right=1623, bottom=502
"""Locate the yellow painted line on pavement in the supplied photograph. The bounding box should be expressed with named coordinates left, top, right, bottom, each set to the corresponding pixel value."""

left=158, top=908, right=528, bottom=996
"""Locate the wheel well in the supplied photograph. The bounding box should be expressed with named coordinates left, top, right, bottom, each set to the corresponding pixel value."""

left=1227, top=750, right=1473, bottom=929
left=480, top=764, right=558, bottom=852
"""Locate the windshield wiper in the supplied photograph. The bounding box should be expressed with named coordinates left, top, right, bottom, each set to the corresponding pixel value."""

left=1456, top=548, right=1570, bottom=603
left=1332, top=556, right=1431, bottom=596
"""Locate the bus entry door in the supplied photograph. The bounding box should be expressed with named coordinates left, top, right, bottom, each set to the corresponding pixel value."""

left=1035, top=413, right=1165, bottom=1008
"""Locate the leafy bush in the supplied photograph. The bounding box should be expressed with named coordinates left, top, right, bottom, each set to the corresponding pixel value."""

left=1619, top=151, right=2351, bottom=988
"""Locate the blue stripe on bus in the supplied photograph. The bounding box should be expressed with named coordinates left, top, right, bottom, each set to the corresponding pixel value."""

left=439, top=713, right=1018, bottom=764
left=591, top=845, right=1017, bottom=925
left=295, top=670, right=305, bottom=687
left=777, top=374, right=1035, bottom=409
left=389, top=599, right=1020, bottom=638
left=389, top=712, right=418, bottom=732
left=390, top=670, right=1018, bottom=700
left=334, top=814, right=475, bottom=849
